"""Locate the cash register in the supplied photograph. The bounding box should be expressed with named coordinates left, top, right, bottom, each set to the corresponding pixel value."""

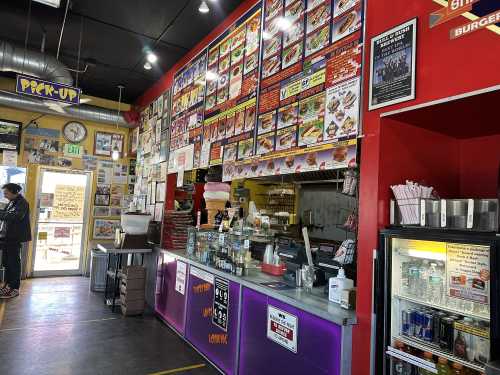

left=276, top=237, right=326, bottom=287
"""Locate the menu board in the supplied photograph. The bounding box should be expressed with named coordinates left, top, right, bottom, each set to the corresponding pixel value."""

left=220, top=0, right=363, bottom=179
left=170, top=52, right=208, bottom=169
left=203, top=5, right=262, bottom=167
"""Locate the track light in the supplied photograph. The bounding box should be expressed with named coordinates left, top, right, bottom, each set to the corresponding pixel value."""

left=199, top=1, right=209, bottom=13
left=146, top=52, right=158, bottom=63
left=144, top=62, right=152, bottom=70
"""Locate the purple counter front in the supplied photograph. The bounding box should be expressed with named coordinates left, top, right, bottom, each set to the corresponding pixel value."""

left=155, top=254, right=187, bottom=335
left=185, top=266, right=240, bottom=375
left=238, top=287, right=348, bottom=375
left=154, top=252, right=353, bottom=375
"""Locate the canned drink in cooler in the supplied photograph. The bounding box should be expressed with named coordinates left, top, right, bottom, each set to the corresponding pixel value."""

left=433, top=311, right=447, bottom=344
left=439, top=317, right=455, bottom=351
left=422, top=312, right=434, bottom=342
left=410, top=310, right=421, bottom=338
left=401, top=309, right=411, bottom=336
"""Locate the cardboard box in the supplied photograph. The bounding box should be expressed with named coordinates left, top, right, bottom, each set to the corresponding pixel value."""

left=120, top=265, right=146, bottom=280
left=120, top=287, right=145, bottom=301
left=121, top=277, right=145, bottom=291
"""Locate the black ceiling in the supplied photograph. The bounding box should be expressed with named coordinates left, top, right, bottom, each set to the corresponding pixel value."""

left=0, top=0, right=245, bottom=103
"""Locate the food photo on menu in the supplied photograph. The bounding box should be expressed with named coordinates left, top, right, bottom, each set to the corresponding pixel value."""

left=256, top=132, right=276, bottom=155
left=234, top=110, right=245, bottom=135
left=277, top=102, right=299, bottom=129
left=223, top=143, right=237, bottom=162
left=244, top=106, right=256, bottom=131
left=225, top=115, right=236, bottom=138
left=263, top=35, right=282, bottom=59
left=262, top=54, right=281, bottom=78
left=332, top=7, right=361, bottom=43
left=238, top=138, right=254, bottom=160
left=276, top=126, right=298, bottom=151
left=282, top=42, right=303, bottom=69
left=324, top=76, right=360, bottom=140
left=283, top=19, right=304, bottom=49
left=244, top=52, right=259, bottom=74
left=306, top=1, right=331, bottom=34
left=305, top=24, right=330, bottom=56
left=258, top=111, right=277, bottom=135
left=265, top=0, right=283, bottom=20
left=285, top=0, right=305, bottom=22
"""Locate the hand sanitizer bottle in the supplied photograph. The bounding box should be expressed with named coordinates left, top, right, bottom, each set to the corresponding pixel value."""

left=329, top=268, right=354, bottom=304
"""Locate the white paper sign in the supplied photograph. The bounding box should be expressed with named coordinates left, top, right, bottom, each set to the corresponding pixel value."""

left=267, top=305, right=298, bottom=353
left=175, top=261, right=187, bottom=295
left=2, top=150, right=17, bottom=166
left=446, top=242, right=490, bottom=304
left=177, top=169, right=184, bottom=187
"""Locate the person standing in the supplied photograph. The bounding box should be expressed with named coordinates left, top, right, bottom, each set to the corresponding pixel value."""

left=0, top=183, right=31, bottom=299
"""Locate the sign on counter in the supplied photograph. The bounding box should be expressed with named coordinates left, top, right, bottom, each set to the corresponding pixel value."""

left=212, top=277, right=229, bottom=332
left=190, top=266, right=214, bottom=284
left=369, top=18, right=417, bottom=110
left=446, top=242, right=490, bottom=304
left=16, top=74, right=81, bottom=105
left=175, top=261, right=187, bottom=295
left=267, top=305, right=298, bottom=353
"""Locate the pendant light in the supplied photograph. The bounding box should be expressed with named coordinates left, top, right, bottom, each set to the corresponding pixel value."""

left=112, top=85, right=124, bottom=161
left=199, top=1, right=209, bottom=13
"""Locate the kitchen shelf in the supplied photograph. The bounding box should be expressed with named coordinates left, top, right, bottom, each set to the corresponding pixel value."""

left=394, top=294, right=490, bottom=322
left=394, top=335, right=486, bottom=372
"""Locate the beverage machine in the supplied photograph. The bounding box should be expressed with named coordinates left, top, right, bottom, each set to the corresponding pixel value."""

left=375, top=228, right=500, bottom=374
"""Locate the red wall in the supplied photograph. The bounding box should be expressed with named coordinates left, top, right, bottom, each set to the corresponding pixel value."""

left=135, top=0, right=260, bottom=109
left=356, top=1, right=499, bottom=374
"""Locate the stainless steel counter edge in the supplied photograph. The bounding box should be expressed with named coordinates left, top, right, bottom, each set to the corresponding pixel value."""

left=159, top=248, right=357, bottom=326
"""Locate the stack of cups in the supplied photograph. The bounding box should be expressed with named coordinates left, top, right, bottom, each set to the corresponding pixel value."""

left=204, top=182, right=230, bottom=226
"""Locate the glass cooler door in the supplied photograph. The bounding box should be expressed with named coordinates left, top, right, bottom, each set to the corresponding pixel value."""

left=386, top=237, right=491, bottom=374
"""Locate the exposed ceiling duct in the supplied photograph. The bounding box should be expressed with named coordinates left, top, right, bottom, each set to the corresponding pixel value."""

left=0, top=90, right=133, bottom=127
left=0, top=40, right=73, bottom=85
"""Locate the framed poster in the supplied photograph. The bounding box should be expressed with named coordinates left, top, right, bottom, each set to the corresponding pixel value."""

left=93, top=219, right=119, bottom=239
left=368, top=18, right=417, bottom=110
left=94, top=193, right=110, bottom=206
left=111, top=133, right=124, bottom=155
left=94, top=131, right=113, bottom=156
left=0, top=119, right=22, bottom=152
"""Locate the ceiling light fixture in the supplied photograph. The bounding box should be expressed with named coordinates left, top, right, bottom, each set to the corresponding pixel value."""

left=199, top=1, right=209, bottom=13
left=146, top=52, right=158, bottom=63
left=276, top=17, right=292, bottom=31
left=144, top=62, right=152, bottom=70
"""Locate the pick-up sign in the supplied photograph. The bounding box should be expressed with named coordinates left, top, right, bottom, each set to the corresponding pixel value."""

left=16, top=74, right=80, bottom=105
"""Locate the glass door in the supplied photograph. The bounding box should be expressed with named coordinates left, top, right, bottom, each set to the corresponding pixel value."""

left=32, top=169, right=91, bottom=276
left=386, top=237, right=491, bottom=374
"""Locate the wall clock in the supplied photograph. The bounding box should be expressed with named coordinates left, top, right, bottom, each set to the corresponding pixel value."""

left=63, top=121, right=87, bottom=143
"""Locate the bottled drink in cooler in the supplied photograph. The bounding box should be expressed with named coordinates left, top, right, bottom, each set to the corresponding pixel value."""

left=419, top=260, right=430, bottom=298
left=419, top=352, right=435, bottom=375
left=428, top=263, right=444, bottom=304
left=408, top=264, right=421, bottom=297
left=392, top=340, right=413, bottom=375
left=436, top=357, right=450, bottom=375
left=450, top=363, right=464, bottom=375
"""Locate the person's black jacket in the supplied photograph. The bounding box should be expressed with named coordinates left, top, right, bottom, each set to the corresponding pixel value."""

left=0, top=194, right=32, bottom=243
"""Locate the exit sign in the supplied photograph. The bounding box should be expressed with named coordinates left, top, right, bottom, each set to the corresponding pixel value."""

left=63, top=144, right=84, bottom=158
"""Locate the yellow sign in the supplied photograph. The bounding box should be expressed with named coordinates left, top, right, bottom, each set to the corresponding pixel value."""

left=52, top=185, right=85, bottom=220
left=280, top=69, right=326, bottom=101
left=38, top=232, right=48, bottom=240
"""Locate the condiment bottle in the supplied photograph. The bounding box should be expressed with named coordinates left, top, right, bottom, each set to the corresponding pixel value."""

left=451, top=363, right=464, bottom=375
left=436, top=357, right=450, bottom=375
left=419, top=352, right=435, bottom=375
